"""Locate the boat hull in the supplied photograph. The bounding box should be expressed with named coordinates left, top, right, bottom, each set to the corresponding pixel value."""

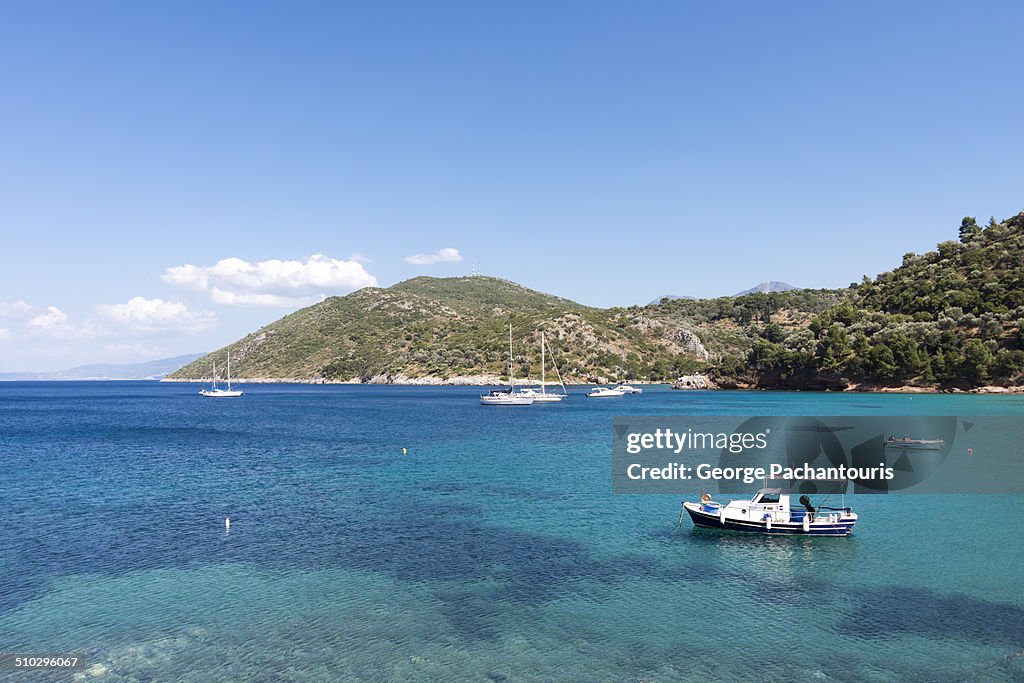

left=479, top=396, right=534, bottom=405
left=199, top=390, right=243, bottom=398
left=683, top=503, right=856, bottom=537
left=884, top=441, right=943, bottom=450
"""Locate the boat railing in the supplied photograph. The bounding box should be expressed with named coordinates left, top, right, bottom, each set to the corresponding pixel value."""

left=789, top=507, right=852, bottom=523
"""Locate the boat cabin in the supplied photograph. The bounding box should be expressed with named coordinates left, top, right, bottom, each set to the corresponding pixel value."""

left=747, top=488, right=789, bottom=514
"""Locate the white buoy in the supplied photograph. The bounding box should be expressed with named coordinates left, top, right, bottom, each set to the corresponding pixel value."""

left=225, top=516, right=231, bottom=531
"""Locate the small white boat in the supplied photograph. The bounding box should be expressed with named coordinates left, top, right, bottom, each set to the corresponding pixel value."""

left=199, top=353, right=243, bottom=398
left=616, top=383, right=643, bottom=394
left=587, top=386, right=624, bottom=398
left=682, top=488, right=857, bottom=536
left=481, top=324, right=535, bottom=406
left=885, top=436, right=944, bottom=450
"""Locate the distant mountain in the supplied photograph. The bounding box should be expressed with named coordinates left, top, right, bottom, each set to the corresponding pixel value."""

left=647, top=294, right=695, bottom=305
left=734, top=281, right=798, bottom=296
left=0, top=353, right=205, bottom=381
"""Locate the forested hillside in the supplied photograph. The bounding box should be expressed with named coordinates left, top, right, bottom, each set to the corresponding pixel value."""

left=168, top=277, right=837, bottom=383
left=729, top=212, right=1024, bottom=389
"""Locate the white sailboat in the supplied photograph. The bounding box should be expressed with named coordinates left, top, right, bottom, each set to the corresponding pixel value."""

left=480, top=324, right=534, bottom=405
left=199, top=352, right=244, bottom=398
left=521, top=331, right=567, bottom=403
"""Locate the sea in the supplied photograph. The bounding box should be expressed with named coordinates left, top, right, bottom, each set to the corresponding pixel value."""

left=1, top=382, right=1022, bottom=682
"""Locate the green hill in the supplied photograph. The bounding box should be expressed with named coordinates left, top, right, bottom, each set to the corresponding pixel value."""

left=168, top=276, right=837, bottom=383
left=171, top=209, right=1024, bottom=388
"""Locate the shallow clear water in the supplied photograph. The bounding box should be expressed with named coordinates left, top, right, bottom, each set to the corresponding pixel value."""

left=1, top=383, right=1022, bottom=681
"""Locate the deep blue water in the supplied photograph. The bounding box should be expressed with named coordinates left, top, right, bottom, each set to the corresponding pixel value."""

left=1, top=382, right=1022, bottom=681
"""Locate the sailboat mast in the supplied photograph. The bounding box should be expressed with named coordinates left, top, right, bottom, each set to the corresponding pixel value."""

left=541, top=331, right=546, bottom=395
left=545, top=335, right=568, bottom=395
left=508, top=323, right=513, bottom=386
left=227, top=352, right=231, bottom=391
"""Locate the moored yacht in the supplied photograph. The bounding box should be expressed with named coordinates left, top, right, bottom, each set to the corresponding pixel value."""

left=518, top=387, right=561, bottom=403
left=480, top=388, right=534, bottom=406
left=480, top=324, right=535, bottom=406
left=616, top=383, right=642, bottom=394
left=587, top=386, right=624, bottom=398
left=521, top=331, right=567, bottom=403
left=199, top=353, right=244, bottom=398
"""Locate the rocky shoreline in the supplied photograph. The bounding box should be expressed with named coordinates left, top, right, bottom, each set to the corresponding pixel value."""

left=670, top=373, right=1024, bottom=394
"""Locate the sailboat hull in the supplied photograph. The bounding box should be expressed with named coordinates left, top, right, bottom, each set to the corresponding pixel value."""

left=479, top=395, right=534, bottom=405
left=199, top=389, right=244, bottom=398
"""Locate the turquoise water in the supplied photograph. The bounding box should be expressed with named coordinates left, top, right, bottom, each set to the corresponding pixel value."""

left=1, top=383, right=1022, bottom=682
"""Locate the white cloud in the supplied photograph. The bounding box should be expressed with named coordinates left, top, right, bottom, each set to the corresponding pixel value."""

left=96, top=296, right=215, bottom=333
left=161, top=264, right=209, bottom=290
left=349, top=252, right=372, bottom=265
left=162, top=253, right=377, bottom=307
left=0, top=300, right=35, bottom=319
left=0, top=328, right=10, bottom=340
left=27, top=306, right=96, bottom=339
left=105, top=342, right=171, bottom=359
left=404, top=247, right=463, bottom=265
left=210, top=288, right=324, bottom=307
left=29, top=306, right=69, bottom=329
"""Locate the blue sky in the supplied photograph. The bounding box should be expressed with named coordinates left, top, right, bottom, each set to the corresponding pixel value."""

left=1, top=2, right=1021, bottom=370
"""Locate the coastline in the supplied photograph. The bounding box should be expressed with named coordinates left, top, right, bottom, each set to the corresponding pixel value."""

left=845, top=383, right=1024, bottom=394
left=162, top=374, right=554, bottom=386
left=160, top=376, right=1024, bottom=393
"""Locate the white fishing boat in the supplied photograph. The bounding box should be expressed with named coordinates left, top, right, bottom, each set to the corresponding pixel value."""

left=480, top=324, right=535, bottom=406
left=884, top=436, right=945, bottom=450
left=199, top=352, right=244, bottom=398
left=587, top=386, right=624, bottom=398
left=616, top=383, right=643, bottom=394
left=520, top=331, right=567, bottom=403
left=682, top=487, right=857, bottom=536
